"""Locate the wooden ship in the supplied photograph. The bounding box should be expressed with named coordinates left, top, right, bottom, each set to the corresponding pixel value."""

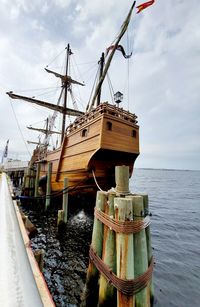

left=7, top=2, right=139, bottom=195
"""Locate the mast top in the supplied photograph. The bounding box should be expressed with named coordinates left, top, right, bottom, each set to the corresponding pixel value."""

left=86, top=1, right=136, bottom=112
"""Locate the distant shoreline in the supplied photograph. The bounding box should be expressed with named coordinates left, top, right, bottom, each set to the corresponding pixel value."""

left=135, top=167, right=200, bottom=172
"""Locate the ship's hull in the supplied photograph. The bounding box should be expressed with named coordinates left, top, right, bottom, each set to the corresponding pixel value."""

left=36, top=103, right=139, bottom=194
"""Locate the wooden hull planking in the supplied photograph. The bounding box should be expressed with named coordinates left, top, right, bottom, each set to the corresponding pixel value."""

left=37, top=103, right=139, bottom=193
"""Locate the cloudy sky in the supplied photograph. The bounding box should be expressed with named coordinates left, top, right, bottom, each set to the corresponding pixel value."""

left=0, top=0, right=199, bottom=170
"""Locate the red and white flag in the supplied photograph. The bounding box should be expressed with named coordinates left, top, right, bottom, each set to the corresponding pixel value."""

left=136, top=0, right=155, bottom=14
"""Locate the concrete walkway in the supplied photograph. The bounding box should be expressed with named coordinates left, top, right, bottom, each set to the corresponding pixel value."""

left=0, top=173, right=43, bottom=307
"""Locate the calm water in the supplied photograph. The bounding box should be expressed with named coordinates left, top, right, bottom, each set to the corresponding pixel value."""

left=21, top=168, right=200, bottom=306
left=131, top=168, right=200, bottom=307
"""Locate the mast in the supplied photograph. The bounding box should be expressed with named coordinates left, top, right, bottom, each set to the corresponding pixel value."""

left=27, top=126, right=61, bottom=135
left=27, top=141, right=40, bottom=145
left=6, top=43, right=85, bottom=147
left=6, top=92, right=84, bottom=116
left=87, top=1, right=136, bottom=111
left=97, top=52, right=105, bottom=106
left=61, top=44, right=70, bottom=143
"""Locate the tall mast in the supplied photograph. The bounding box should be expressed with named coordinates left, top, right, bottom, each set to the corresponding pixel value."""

left=7, top=43, right=85, bottom=148
left=87, top=1, right=136, bottom=111
left=45, top=117, right=49, bottom=139
left=97, top=52, right=105, bottom=106
left=61, top=43, right=70, bottom=143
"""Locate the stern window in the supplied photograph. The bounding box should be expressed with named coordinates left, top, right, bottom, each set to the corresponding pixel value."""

left=106, top=121, right=112, bottom=131
left=132, top=130, right=137, bottom=138
left=82, top=128, right=88, bottom=137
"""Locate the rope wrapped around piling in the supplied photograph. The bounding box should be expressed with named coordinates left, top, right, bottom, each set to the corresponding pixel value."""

left=89, top=246, right=153, bottom=296
left=94, top=208, right=151, bottom=234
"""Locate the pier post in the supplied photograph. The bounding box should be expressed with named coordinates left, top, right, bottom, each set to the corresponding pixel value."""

left=85, top=166, right=154, bottom=307
left=24, top=168, right=31, bottom=196
left=82, top=191, right=107, bottom=306
left=34, top=163, right=40, bottom=198
left=115, top=165, right=129, bottom=194
left=142, top=194, right=154, bottom=304
left=57, top=209, right=64, bottom=227
left=115, top=197, right=135, bottom=307
left=98, top=192, right=117, bottom=306
left=132, top=195, right=149, bottom=306
left=45, top=162, right=52, bottom=210
left=62, top=177, right=68, bottom=223
left=34, top=249, right=45, bottom=272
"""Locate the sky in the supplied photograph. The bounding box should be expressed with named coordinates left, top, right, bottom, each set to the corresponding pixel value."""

left=0, top=0, right=199, bottom=170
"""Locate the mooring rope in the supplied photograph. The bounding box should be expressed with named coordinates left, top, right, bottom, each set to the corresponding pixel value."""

left=94, top=208, right=151, bottom=234
left=92, top=170, right=106, bottom=193
left=89, top=246, right=153, bottom=296
left=18, top=176, right=89, bottom=201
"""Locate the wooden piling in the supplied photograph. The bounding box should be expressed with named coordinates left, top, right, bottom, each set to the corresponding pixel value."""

left=45, top=162, right=52, bottom=210
left=115, top=165, right=130, bottom=194
left=62, top=178, right=68, bottom=223
left=85, top=166, right=154, bottom=307
left=132, top=195, right=149, bottom=307
left=34, top=249, right=45, bottom=272
left=30, top=168, right=36, bottom=196
left=24, top=168, right=31, bottom=196
left=142, top=194, right=154, bottom=305
left=98, top=192, right=117, bottom=306
left=34, top=163, right=40, bottom=198
left=57, top=209, right=64, bottom=226
left=82, top=191, right=107, bottom=307
left=115, top=197, right=134, bottom=307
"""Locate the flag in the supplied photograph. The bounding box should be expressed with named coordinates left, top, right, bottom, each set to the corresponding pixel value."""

left=106, top=45, right=132, bottom=59
left=3, top=139, right=9, bottom=158
left=136, top=0, right=155, bottom=14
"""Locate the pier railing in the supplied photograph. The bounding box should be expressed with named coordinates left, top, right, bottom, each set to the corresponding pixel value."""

left=0, top=172, right=55, bottom=307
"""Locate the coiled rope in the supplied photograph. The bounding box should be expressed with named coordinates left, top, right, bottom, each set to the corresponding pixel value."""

left=94, top=207, right=151, bottom=234
left=89, top=246, right=153, bottom=296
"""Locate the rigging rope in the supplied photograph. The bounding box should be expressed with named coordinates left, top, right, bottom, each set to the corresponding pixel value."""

left=9, top=99, right=31, bottom=158
left=106, top=73, right=115, bottom=104
left=46, top=48, right=66, bottom=68
left=86, top=65, right=100, bottom=111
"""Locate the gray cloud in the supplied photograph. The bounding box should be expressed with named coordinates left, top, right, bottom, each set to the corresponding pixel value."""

left=0, top=0, right=199, bottom=170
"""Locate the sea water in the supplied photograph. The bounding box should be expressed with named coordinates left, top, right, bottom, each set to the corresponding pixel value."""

left=21, top=168, right=200, bottom=306
left=131, top=168, right=200, bottom=307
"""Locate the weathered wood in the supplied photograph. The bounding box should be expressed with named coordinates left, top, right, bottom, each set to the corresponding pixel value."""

left=45, top=162, right=52, bottom=210
left=115, top=165, right=130, bottom=194
left=57, top=209, right=64, bottom=226
left=62, top=178, right=68, bottom=223
left=34, top=249, right=45, bottom=272
left=132, top=195, right=149, bottom=307
left=82, top=191, right=107, bottom=307
left=24, top=168, right=31, bottom=189
left=115, top=197, right=134, bottom=307
left=98, top=192, right=117, bottom=306
left=34, top=163, right=40, bottom=197
left=142, top=194, right=154, bottom=305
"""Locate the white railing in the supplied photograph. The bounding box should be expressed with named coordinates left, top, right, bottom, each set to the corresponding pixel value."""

left=0, top=173, right=44, bottom=307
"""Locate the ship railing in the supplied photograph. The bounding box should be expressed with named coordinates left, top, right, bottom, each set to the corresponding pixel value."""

left=67, top=102, right=138, bottom=134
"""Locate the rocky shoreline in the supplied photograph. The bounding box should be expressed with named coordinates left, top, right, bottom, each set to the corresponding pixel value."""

left=21, top=200, right=94, bottom=307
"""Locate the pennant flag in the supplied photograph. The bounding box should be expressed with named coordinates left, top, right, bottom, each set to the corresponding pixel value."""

left=136, top=0, right=155, bottom=14
left=106, top=45, right=132, bottom=59
left=3, top=139, right=9, bottom=158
